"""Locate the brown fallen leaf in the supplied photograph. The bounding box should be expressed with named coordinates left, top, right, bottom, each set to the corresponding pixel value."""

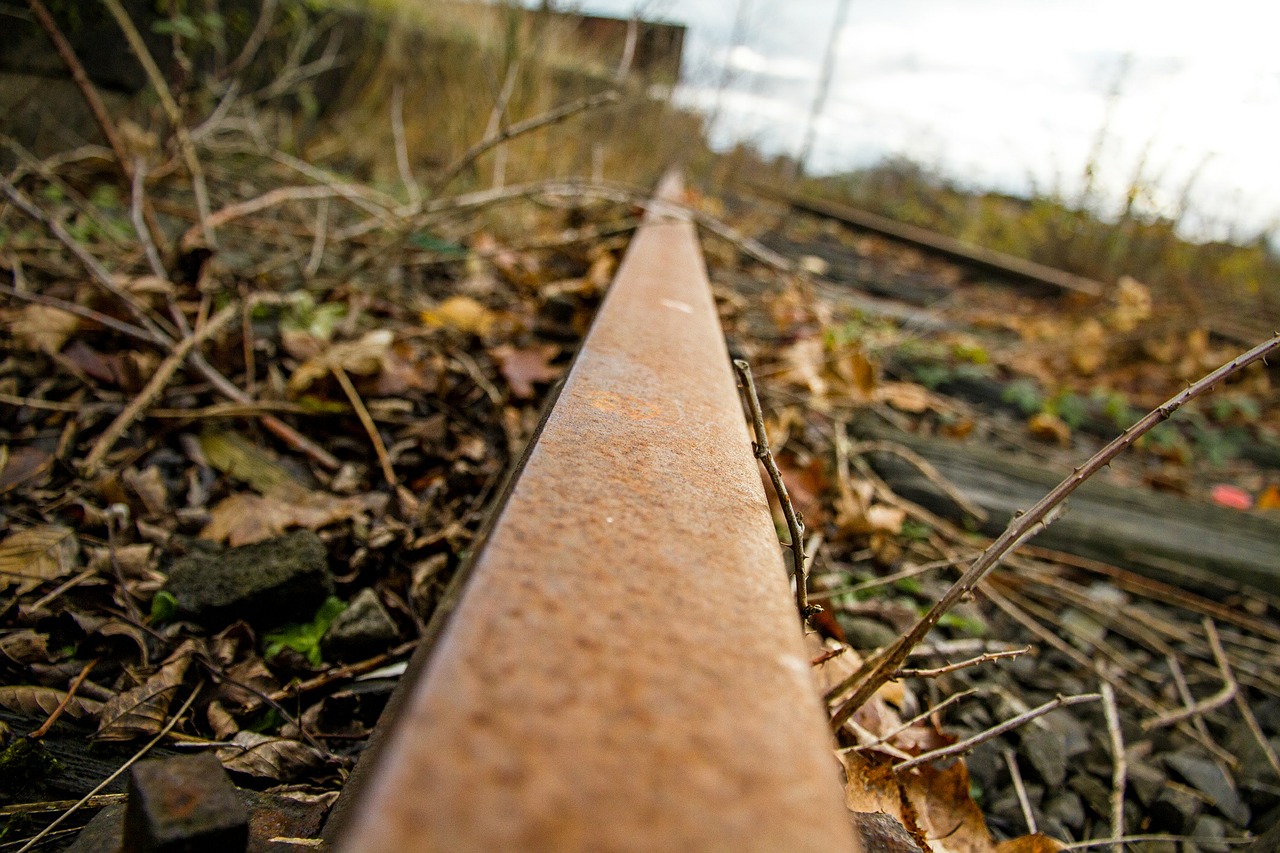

left=420, top=295, right=497, bottom=337
left=0, top=630, right=52, bottom=667
left=0, top=525, right=79, bottom=595
left=216, top=731, right=325, bottom=780
left=288, top=329, right=394, bottom=394
left=200, top=490, right=386, bottom=547
left=95, top=641, right=195, bottom=741
left=491, top=344, right=561, bottom=399
left=899, top=759, right=995, bottom=853
left=1027, top=412, right=1071, bottom=446
left=0, top=685, right=103, bottom=722
left=874, top=382, right=934, bottom=414
left=7, top=304, right=80, bottom=355
left=996, top=835, right=1064, bottom=853
left=0, top=444, right=54, bottom=493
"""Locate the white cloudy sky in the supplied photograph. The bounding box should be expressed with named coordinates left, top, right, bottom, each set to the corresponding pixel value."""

left=559, top=0, right=1280, bottom=240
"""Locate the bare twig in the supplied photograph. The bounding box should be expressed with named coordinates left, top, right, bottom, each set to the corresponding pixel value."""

left=1059, top=835, right=1254, bottom=850
left=1142, top=626, right=1238, bottom=731
left=15, top=686, right=201, bottom=853
left=1100, top=682, right=1126, bottom=853
left=332, top=365, right=397, bottom=487
left=305, top=196, right=330, bottom=279
left=1208, top=618, right=1280, bottom=780
left=1004, top=749, right=1038, bottom=834
left=27, top=658, right=98, bottom=739
left=812, top=558, right=961, bottom=601
left=483, top=58, right=522, bottom=188
left=733, top=359, right=817, bottom=619
left=892, top=693, right=1101, bottom=774
left=831, top=331, right=1280, bottom=729
left=1167, top=654, right=1218, bottom=749
left=131, top=156, right=167, bottom=278
left=181, top=184, right=347, bottom=249
left=433, top=90, right=621, bottom=193
left=100, top=0, right=214, bottom=245
left=390, top=82, right=422, bottom=211
left=82, top=301, right=240, bottom=475
left=894, top=646, right=1030, bottom=679
left=220, top=0, right=277, bottom=80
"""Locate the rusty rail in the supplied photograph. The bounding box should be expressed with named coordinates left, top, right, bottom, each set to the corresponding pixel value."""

left=753, top=184, right=1106, bottom=298
left=326, top=175, right=859, bottom=852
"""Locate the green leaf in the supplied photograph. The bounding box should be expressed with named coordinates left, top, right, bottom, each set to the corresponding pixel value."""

left=152, top=16, right=200, bottom=39
left=1001, top=379, right=1043, bottom=416
left=263, top=596, right=347, bottom=667
left=409, top=231, right=468, bottom=257
left=149, top=591, right=178, bottom=625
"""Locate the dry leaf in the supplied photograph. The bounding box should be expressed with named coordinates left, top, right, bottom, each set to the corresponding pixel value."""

left=123, top=466, right=169, bottom=516
left=1027, top=412, right=1071, bottom=446
left=289, top=329, right=394, bottom=393
left=832, top=348, right=878, bottom=400
left=8, top=304, right=80, bottom=355
left=95, top=643, right=194, bottom=741
left=0, top=630, right=52, bottom=667
left=866, top=504, right=906, bottom=535
left=491, top=344, right=561, bottom=399
left=996, top=835, right=1064, bottom=853
left=899, top=759, right=995, bottom=853
left=201, top=490, right=385, bottom=547
left=420, top=295, right=497, bottom=336
left=874, top=382, right=933, bottom=414
left=1256, top=483, right=1280, bottom=511
left=0, top=525, right=79, bottom=595
left=0, top=444, right=54, bottom=493
left=1069, top=318, right=1106, bottom=375
left=778, top=338, right=828, bottom=398
left=199, top=430, right=298, bottom=495
left=217, top=731, right=325, bottom=780
left=206, top=700, right=239, bottom=740
left=1110, top=276, right=1151, bottom=332
left=0, top=685, right=103, bottom=722
left=841, top=750, right=910, bottom=819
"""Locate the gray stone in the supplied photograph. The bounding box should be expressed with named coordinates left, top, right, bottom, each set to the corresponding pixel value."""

left=1127, top=761, right=1168, bottom=807
left=323, top=588, right=399, bottom=658
left=1187, top=815, right=1230, bottom=853
left=1045, top=791, right=1085, bottom=833
left=1164, top=750, right=1250, bottom=827
left=835, top=615, right=900, bottom=651
left=1150, top=785, right=1203, bottom=832
left=124, top=753, right=248, bottom=852
left=1021, top=727, right=1067, bottom=787
left=165, top=531, right=332, bottom=629
left=1068, top=773, right=1111, bottom=819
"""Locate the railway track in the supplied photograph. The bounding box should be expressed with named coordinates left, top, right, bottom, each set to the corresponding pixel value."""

left=321, top=174, right=860, bottom=852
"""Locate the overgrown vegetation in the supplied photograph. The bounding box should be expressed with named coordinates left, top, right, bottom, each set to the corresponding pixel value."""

left=798, top=155, right=1280, bottom=342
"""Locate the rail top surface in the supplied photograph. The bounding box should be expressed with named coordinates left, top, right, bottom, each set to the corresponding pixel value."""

left=330, top=174, right=859, bottom=852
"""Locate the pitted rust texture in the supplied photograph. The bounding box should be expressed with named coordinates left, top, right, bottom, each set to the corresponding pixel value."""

left=334, top=177, right=859, bottom=853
